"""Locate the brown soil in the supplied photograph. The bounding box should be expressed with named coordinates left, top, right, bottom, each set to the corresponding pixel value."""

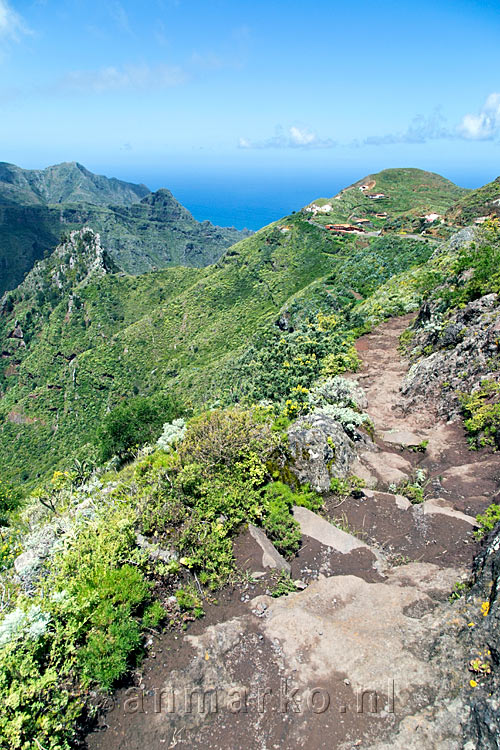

left=85, top=314, right=500, bottom=750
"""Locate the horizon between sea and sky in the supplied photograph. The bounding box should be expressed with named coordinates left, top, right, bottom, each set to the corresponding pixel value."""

left=1, top=0, right=500, bottom=229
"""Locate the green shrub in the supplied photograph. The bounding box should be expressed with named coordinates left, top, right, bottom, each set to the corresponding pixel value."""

left=0, top=479, right=22, bottom=526
left=142, top=601, right=166, bottom=629
left=0, top=638, right=84, bottom=750
left=96, top=392, right=183, bottom=461
left=178, top=513, right=234, bottom=589
left=447, top=220, right=500, bottom=306
left=460, top=381, right=500, bottom=450
left=55, top=564, right=151, bottom=691
left=78, top=616, right=141, bottom=691
left=321, top=344, right=360, bottom=376
left=175, top=585, right=204, bottom=618
left=270, top=571, right=297, bottom=598
left=389, top=469, right=428, bottom=504
left=475, top=503, right=500, bottom=540
left=261, top=482, right=303, bottom=558
left=179, top=407, right=278, bottom=469
left=330, top=475, right=366, bottom=496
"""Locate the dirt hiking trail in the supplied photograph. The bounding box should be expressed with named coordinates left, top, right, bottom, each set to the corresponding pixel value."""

left=86, top=314, right=500, bottom=750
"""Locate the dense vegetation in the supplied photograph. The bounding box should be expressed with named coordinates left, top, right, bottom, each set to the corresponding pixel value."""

left=0, top=215, right=434, bottom=485
left=446, top=176, right=500, bottom=226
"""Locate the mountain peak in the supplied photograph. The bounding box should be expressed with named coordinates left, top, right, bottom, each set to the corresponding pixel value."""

left=0, top=161, right=150, bottom=207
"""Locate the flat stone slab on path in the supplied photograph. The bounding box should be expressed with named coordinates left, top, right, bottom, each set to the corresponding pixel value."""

left=352, top=445, right=412, bottom=488
left=415, top=498, right=479, bottom=527
left=293, top=505, right=369, bottom=554
left=382, top=429, right=427, bottom=447
left=248, top=524, right=291, bottom=572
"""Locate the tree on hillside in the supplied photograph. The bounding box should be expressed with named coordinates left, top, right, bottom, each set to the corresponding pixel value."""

left=96, top=393, right=184, bottom=462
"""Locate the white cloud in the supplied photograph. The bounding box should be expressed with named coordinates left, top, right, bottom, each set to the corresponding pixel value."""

left=0, top=0, right=29, bottom=41
left=238, top=125, right=336, bottom=150
left=59, top=63, right=189, bottom=94
left=458, top=93, right=500, bottom=140
left=363, top=110, right=451, bottom=146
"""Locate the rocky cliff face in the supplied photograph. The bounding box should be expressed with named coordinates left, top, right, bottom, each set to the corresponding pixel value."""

left=2, top=227, right=114, bottom=304
left=461, top=525, right=500, bottom=749
left=402, top=293, right=500, bottom=421
left=0, top=162, right=252, bottom=295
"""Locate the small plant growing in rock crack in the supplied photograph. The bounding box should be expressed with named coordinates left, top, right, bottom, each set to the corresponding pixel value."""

left=270, top=571, right=297, bottom=598
left=474, top=503, right=500, bottom=540
left=409, top=439, right=429, bottom=453
left=387, top=553, right=412, bottom=567
left=448, top=580, right=471, bottom=602
left=389, top=468, right=428, bottom=504
left=175, top=585, right=205, bottom=619
left=329, top=475, right=366, bottom=499
left=469, top=656, right=492, bottom=676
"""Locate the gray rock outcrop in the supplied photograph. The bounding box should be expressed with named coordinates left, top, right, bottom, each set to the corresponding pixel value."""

left=287, top=410, right=356, bottom=492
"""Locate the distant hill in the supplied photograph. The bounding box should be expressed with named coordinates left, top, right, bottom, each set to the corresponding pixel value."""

left=445, top=176, right=500, bottom=225
left=305, top=167, right=468, bottom=234
left=0, top=162, right=251, bottom=295
left=0, top=161, right=150, bottom=207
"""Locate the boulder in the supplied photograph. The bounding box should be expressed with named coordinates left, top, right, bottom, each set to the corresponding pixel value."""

left=287, top=410, right=356, bottom=492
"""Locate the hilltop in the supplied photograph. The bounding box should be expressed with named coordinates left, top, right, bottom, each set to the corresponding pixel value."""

left=306, top=167, right=468, bottom=235
left=0, top=162, right=251, bottom=295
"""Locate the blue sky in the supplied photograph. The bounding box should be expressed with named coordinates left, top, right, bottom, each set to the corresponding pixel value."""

left=1, top=0, right=500, bottom=227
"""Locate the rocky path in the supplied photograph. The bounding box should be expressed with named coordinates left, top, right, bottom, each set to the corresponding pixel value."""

left=341, top=315, right=494, bottom=571
left=86, top=315, right=500, bottom=750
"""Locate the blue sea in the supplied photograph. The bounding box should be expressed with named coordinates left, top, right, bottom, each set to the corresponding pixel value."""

left=142, top=171, right=350, bottom=232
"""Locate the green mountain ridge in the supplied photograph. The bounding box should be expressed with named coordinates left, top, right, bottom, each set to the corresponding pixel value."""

left=0, top=161, right=150, bottom=207
left=445, top=175, right=500, bottom=225
left=0, top=166, right=463, bottom=485
left=0, top=162, right=251, bottom=295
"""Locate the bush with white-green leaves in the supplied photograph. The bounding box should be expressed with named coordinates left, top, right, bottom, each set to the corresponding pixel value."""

left=308, top=377, right=372, bottom=438
left=156, top=418, right=187, bottom=451
left=0, top=604, right=50, bottom=647
left=320, top=404, right=372, bottom=439
left=308, top=376, right=367, bottom=411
